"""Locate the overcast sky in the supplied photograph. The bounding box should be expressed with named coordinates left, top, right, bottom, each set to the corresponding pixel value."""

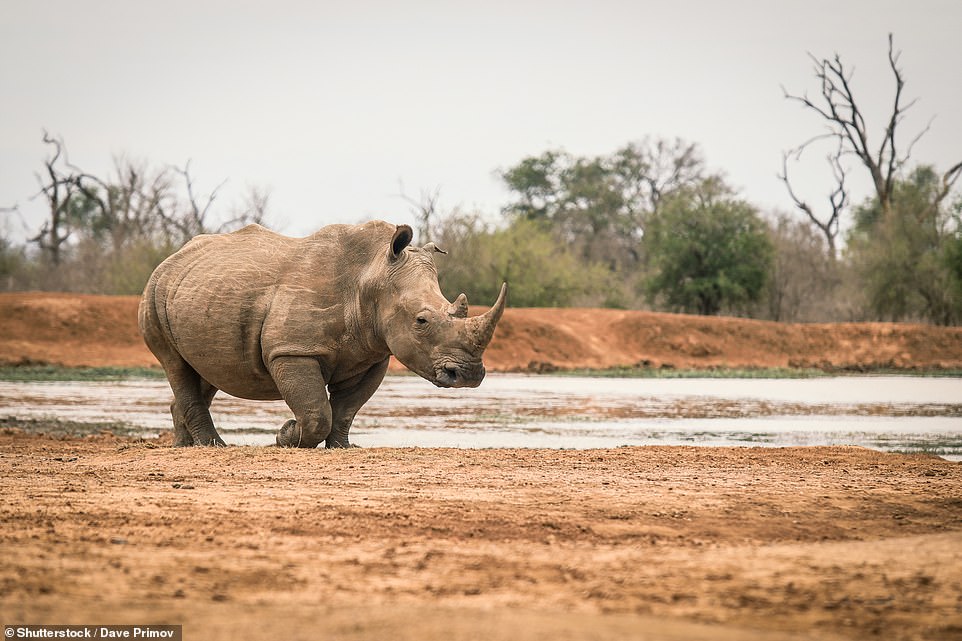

left=2, top=0, right=960, bottom=242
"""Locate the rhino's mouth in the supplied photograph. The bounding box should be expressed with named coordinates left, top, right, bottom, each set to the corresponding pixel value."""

left=433, top=361, right=485, bottom=388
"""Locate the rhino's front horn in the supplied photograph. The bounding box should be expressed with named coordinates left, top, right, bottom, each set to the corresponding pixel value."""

left=468, top=283, right=508, bottom=350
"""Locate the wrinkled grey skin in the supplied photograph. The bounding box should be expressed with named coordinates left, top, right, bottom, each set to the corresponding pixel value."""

left=138, top=221, right=507, bottom=448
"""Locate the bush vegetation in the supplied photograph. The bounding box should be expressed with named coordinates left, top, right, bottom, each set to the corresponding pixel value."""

left=2, top=133, right=960, bottom=324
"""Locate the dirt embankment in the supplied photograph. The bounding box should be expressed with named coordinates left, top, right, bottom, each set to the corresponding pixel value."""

left=3, top=292, right=962, bottom=371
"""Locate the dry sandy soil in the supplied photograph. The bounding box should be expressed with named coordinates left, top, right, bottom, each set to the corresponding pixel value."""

left=1, top=432, right=960, bottom=641
left=2, top=292, right=962, bottom=640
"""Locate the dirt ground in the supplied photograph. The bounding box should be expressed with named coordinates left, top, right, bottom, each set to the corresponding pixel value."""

left=3, top=291, right=962, bottom=371
left=0, top=431, right=960, bottom=641
left=2, top=292, right=962, bottom=640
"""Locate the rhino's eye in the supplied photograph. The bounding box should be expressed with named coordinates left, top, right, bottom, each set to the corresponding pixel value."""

left=416, top=315, right=429, bottom=326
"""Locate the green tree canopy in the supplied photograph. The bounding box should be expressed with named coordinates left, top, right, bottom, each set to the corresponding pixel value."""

left=643, top=184, right=773, bottom=316
left=500, top=138, right=711, bottom=272
left=847, top=165, right=962, bottom=324
left=434, top=214, right=613, bottom=308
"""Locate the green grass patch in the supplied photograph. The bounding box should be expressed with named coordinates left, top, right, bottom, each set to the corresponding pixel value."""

left=0, top=365, right=166, bottom=382
left=551, top=366, right=829, bottom=379
left=548, top=365, right=962, bottom=379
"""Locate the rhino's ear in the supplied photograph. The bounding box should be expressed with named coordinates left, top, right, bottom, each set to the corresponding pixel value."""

left=423, top=242, right=447, bottom=255
left=390, top=225, right=414, bottom=259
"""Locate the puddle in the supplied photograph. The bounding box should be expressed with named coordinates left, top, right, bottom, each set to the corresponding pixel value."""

left=1, top=374, right=961, bottom=459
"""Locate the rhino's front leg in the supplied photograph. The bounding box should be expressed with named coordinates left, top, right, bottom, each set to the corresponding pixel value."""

left=269, top=356, right=332, bottom=448
left=326, top=357, right=390, bottom=448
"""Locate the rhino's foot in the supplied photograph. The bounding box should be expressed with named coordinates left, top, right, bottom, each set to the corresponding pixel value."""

left=276, top=419, right=324, bottom=448
left=190, top=433, right=226, bottom=447
left=325, top=439, right=360, bottom=449
left=276, top=419, right=301, bottom=447
left=325, top=426, right=358, bottom=449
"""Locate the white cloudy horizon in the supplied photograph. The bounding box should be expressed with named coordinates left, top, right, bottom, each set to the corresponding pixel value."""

left=2, top=0, right=960, bottom=244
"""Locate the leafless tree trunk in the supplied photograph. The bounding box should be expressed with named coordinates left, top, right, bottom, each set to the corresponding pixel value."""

left=21, top=132, right=277, bottom=293
left=69, top=157, right=180, bottom=252
left=782, top=33, right=962, bottom=253
left=29, top=133, right=274, bottom=267
left=30, top=132, right=83, bottom=264
left=778, top=138, right=847, bottom=259
left=167, top=160, right=228, bottom=239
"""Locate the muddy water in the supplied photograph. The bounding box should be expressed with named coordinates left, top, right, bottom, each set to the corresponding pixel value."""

left=2, top=374, right=961, bottom=458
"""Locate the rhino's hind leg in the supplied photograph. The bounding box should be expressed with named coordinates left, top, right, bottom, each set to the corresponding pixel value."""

left=170, top=380, right=218, bottom=447
left=142, top=307, right=225, bottom=447
left=171, top=401, right=193, bottom=447
left=270, top=356, right=332, bottom=448
left=165, top=361, right=226, bottom=447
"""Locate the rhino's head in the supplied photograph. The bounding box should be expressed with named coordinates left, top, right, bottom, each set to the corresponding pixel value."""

left=379, top=225, right=507, bottom=388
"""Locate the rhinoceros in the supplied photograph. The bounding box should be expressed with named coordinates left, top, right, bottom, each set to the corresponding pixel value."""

left=138, top=221, right=507, bottom=448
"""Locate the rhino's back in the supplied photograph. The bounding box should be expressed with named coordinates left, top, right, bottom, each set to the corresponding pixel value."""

left=141, top=222, right=392, bottom=399
left=144, top=225, right=306, bottom=398
left=161, top=224, right=295, bottom=296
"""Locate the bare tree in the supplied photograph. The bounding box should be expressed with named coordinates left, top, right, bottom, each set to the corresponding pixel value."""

left=0, top=203, right=23, bottom=239
left=30, top=134, right=180, bottom=257
left=226, top=185, right=271, bottom=230
left=168, top=164, right=270, bottom=238
left=782, top=34, right=962, bottom=252
left=165, top=160, right=228, bottom=240
left=30, top=131, right=86, bottom=264
left=398, top=181, right=441, bottom=243
left=778, top=137, right=848, bottom=258
left=611, top=137, right=708, bottom=221
left=29, top=132, right=273, bottom=261
left=69, top=157, right=183, bottom=251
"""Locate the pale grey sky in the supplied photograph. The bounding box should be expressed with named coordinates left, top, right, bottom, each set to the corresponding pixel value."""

left=2, top=0, right=960, bottom=241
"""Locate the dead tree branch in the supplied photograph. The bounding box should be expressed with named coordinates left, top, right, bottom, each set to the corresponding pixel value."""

left=30, top=131, right=83, bottom=264
left=783, top=34, right=921, bottom=219
left=939, top=161, right=962, bottom=206
left=398, top=181, right=441, bottom=243
left=215, top=185, right=272, bottom=232
left=171, top=160, right=228, bottom=237
left=778, top=137, right=847, bottom=259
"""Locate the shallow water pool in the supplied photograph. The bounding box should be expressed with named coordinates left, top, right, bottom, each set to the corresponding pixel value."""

left=2, top=374, right=960, bottom=459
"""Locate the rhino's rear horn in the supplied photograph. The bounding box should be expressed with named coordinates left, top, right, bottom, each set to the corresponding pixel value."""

left=449, top=293, right=469, bottom=319
left=468, top=283, right=507, bottom=349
